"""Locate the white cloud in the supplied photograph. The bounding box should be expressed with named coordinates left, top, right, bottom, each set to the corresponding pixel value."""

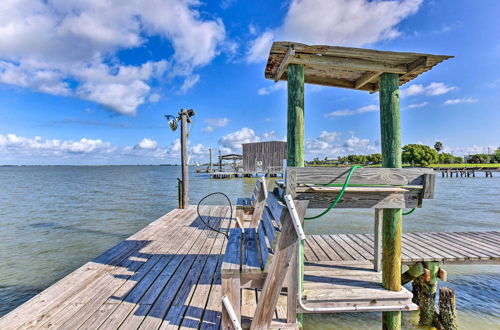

left=400, top=82, right=456, bottom=98
left=444, top=97, right=478, bottom=105
left=0, top=1, right=226, bottom=115
left=343, top=136, right=370, bottom=149
left=201, top=126, right=214, bottom=133
left=219, top=127, right=260, bottom=152
left=0, top=133, right=216, bottom=164
left=202, top=117, right=230, bottom=133
left=246, top=0, right=422, bottom=63
left=148, top=93, right=161, bottom=103
left=204, top=117, right=230, bottom=127
left=318, top=131, right=341, bottom=143
left=303, top=131, right=378, bottom=159
left=325, top=104, right=378, bottom=117
left=405, top=101, right=429, bottom=109
left=261, top=130, right=278, bottom=140
left=258, top=81, right=286, bottom=95
left=178, top=74, right=200, bottom=95
left=245, top=31, right=274, bottom=63
left=136, top=138, right=158, bottom=150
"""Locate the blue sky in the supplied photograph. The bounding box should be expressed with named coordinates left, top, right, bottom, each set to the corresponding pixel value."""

left=0, top=0, right=498, bottom=164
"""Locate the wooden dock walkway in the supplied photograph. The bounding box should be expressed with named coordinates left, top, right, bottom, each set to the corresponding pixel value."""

left=1, top=204, right=498, bottom=329
left=304, top=232, right=500, bottom=265
left=0, top=206, right=292, bottom=330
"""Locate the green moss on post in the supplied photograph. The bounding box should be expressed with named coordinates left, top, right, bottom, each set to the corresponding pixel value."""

left=379, top=72, right=402, bottom=330
left=287, top=63, right=305, bottom=328
left=419, top=261, right=439, bottom=326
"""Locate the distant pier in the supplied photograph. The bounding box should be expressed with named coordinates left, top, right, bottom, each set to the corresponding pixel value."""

left=433, top=166, right=497, bottom=178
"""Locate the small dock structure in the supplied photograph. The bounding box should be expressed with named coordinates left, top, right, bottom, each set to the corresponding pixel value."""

left=434, top=166, right=497, bottom=178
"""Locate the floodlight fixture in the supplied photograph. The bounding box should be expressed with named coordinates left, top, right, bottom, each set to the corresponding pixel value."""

left=164, top=114, right=179, bottom=131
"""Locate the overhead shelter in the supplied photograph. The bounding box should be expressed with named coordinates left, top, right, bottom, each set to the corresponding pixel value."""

left=264, top=42, right=452, bottom=330
left=265, top=41, right=453, bottom=92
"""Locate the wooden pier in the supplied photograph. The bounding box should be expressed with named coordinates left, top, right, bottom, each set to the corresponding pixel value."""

left=434, top=167, right=497, bottom=178
left=1, top=202, right=498, bottom=329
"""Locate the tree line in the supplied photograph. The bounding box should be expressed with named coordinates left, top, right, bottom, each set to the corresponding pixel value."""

left=306, top=142, right=500, bottom=166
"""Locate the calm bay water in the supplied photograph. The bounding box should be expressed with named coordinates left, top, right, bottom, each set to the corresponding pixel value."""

left=0, top=166, right=498, bottom=328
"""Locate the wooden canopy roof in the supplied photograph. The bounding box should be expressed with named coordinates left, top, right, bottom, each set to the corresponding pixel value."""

left=265, top=42, right=453, bottom=92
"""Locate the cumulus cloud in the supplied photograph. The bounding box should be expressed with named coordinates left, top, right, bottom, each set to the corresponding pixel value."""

left=400, top=82, right=456, bottom=98
left=219, top=127, right=260, bottom=152
left=444, top=97, right=478, bottom=105
left=325, top=104, right=378, bottom=117
left=405, top=101, right=429, bottom=109
left=202, top=117, right=230, bottom=133
left=258, top=81, right=286, bottom=95
left=0, top=133, right=209, bottom=164
left=304, top=131, right=378, bottom=159
left=136, top=138, right=158, bottom=150
left=246, top=0, right=422, bottom=63
left=0, top=1, right=226, bottom=115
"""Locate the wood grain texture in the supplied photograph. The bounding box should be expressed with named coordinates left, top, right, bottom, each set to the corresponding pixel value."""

left=287, top=64, right=304, bottom=168
left=250, top=200, right=308, bottom=329
left=379, top=72, right=402, bottom=330
left=292, top=167, right=432, bottom=185
left=265, top=41, right=453, bottom=91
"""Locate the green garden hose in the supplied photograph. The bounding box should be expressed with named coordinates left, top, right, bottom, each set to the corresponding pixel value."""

left=303, top=165, right=416, bottom=220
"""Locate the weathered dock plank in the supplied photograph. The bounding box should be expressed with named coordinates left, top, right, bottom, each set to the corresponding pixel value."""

left=304, top=231, right=500, bottom=265
left=0, top=206, right=294, bottom=330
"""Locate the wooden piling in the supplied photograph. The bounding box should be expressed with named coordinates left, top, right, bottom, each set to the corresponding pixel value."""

left=379, top=72, right=402, bottom=330
left=401, top=263, right=425, bottom=285
left=438, top=287, right=458, bottom=330
left=209, top=148, right=212, bottom=176
left=287, top=63, right=305, bottom=327
left=419, top=261, right=439, bottom=326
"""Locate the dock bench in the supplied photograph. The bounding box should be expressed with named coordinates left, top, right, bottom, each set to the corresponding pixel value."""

left=222, top=191, right=308, bottom=329
left=235, top=178, right=268, bottom=228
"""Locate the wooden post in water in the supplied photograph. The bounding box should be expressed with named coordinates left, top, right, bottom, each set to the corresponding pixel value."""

left=219, top=150, right=222, bottom=172
left=286, top=63, right=304, bottom=327
left=209, top=148, right=212, bottom=176
left=419, top=261, right=439, bottom=326
left=379, top=73, right=402, bottom=330
left=438, top=287, right=457, bottom=330
left=180, top=109, right=190, bottom=209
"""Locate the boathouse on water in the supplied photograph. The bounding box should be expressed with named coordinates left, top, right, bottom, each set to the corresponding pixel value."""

left=242, top=141, right=287, bottom=175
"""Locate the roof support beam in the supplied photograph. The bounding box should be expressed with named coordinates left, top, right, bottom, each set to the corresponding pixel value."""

left=274, top=46, right=295, bottom=82
left=406, top=56, right=429, bottom=73
left=355, top=71, right=382, bottom=89
left=291, top=53, right=408, bottom=74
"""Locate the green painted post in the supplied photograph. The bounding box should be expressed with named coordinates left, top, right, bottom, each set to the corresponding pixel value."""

left=287, top=64, right=305, bottom=167
left=379, top=73, right=402, bottom=330
left=287, top=63, right=304, bottom=328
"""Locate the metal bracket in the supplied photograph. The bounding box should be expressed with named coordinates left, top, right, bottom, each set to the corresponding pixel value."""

left=284, top=194, right=306, bottom=241
left=260, top=177, right=268, bottom=199
left=222, top=295, right=242, bottom=330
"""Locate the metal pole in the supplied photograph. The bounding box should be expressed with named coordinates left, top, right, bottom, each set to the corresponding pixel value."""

left=180, top=109, right=189, bottom=209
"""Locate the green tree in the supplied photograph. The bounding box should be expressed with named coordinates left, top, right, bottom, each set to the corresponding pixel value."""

left=367, top=153, right=382, bottom=164
left=402, top=144, right=438, bottom=167
left=438, top=153, right=462, bottom=164
left=434, top=141, right=443, bottom=153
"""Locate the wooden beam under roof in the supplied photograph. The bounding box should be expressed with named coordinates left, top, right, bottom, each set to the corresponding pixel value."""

left=274, top=45, right=295, bottom=82
left=355, top=71, right=382, bottom=89
left=291, top=53, right=408, bottom=74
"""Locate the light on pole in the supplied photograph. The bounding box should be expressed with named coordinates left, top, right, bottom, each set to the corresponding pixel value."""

left=164, top=108, right=195, bottom=209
